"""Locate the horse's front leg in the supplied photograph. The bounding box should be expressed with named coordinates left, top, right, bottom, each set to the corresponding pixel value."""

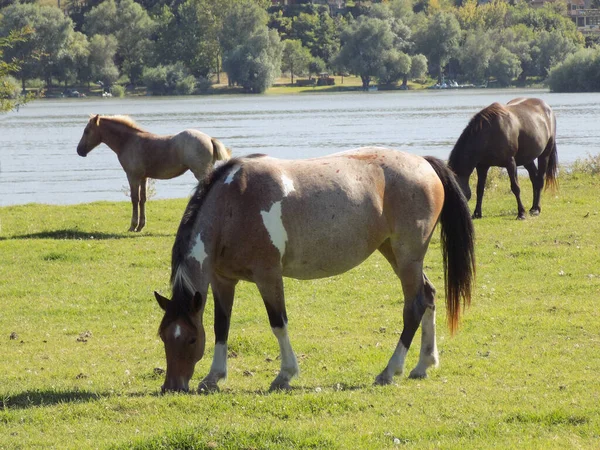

left=127, top=176, right=141, bottom=232
left=256, top=275, right=299, bottom=391
left=506, top=159, right=526, bottom=220
left=472, top=165, right=490, bottom=219
left=198, top=277, right=237, bottom=393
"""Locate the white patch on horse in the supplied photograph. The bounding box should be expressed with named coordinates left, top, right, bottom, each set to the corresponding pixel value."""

left=261, top=201, right=287, bottom=259
left=224, top=164, right=241, bottom=184
left=189, top=233, right=208, bottom=267
left=280, top=173, right=295, bottom=196
left=173, top=324, right=182, bottom=339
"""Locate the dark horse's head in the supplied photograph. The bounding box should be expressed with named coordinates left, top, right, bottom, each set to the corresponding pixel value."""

left=76, top=114, right=102, bottom=157
left=155, top=289, right=207, bottom=393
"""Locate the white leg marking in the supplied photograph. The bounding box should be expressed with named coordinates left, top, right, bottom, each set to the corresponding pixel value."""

left=375, top=341, right=408, bottom=385
left=173, top=324, right=182, bottom=339
left=260, top=201, right=287, bottom=259
left=280, top=173, right=295, bottom=196
left=189, top=233, right=208, bottom=267
left=224, top=164, right=241, bottom=184
left=209, top=342, right=228, bottom=379
left=272, top=326, right=298, bottom=380
left=409, top=307, right=439, bottom=379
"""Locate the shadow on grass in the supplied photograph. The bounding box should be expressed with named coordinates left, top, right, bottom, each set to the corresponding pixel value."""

left=0, top=389, right=165, bottom=410
left=1, top=228, right=172, bottom=241
left=0, top=389, right=105, bottom=409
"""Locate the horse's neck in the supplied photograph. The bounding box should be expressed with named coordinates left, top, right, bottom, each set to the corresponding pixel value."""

left=99, top=121, right=143, bottom=155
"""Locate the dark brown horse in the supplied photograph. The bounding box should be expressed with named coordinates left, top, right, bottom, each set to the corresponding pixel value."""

left=154, top=148, right=475, bottom=393
left=76, top=115, right=231, bottom=231
left=448, top=98, right=558, bottom=219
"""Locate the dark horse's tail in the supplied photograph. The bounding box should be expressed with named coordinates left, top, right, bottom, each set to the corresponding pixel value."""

left=544, top=139, right=559, bottom=192
left=425, top=156, right=476, bottom=335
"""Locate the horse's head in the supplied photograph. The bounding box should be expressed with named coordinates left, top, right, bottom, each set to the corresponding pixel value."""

left=155, top=291, right=206, bottom=393
left=77, top=115, right=102, bottom=157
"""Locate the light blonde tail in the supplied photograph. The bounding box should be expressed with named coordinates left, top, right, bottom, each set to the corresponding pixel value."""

left=211, top=138, right=231, bottom=163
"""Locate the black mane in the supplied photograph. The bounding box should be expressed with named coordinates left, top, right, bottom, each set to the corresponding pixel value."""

left=170, top=159, right=244, bottom=287
left=448, top=103, right=508, bottom=173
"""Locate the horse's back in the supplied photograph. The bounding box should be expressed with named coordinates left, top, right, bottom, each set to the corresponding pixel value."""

left=194, top=148, right=443, bottom=281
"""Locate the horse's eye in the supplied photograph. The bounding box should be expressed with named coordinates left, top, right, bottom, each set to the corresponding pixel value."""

left=189, top=337, right=197, bottom=345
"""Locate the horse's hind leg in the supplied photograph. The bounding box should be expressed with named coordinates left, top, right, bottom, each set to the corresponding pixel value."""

left=375, top=241, right=433, bottom=385
left=408, top=275, right=438, bottom=379
left=198, top=275, right=237, bottom=393
left=506, top=158, right=526, bottom=220
left=255, top=272, right=299, bottom=391
left=524, top=161, right=542, bottom=216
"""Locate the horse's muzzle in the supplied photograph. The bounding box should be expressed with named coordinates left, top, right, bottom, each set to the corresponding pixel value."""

left=76, top=146, right=87, bottom=157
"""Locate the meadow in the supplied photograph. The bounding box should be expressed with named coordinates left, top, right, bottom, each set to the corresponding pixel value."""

left=0, top=168, right=599, bottom=449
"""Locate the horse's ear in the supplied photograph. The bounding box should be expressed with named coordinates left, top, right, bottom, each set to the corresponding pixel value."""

left=154, top=291, right=170, bottom=311
left=94, top=114, right=100, bottom=126
left=191, top=292, right=205, bottom=314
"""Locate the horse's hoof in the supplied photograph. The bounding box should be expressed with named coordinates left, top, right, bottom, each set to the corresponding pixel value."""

left=529, top=209, right=540, bottom=217
left=516, top=214, right=526, bottom=220
left=198, top=380, right=220, bottom=394
left=269, top=380, right=292, bottom=392
left=472, top=213, right=482, bottom=219
left=408, top=369, right=428, bottom=379
left=373, top=373, right=393, bottom=386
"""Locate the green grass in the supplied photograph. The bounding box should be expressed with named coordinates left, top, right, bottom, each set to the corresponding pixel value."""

left=1, top=171, right=599, bottom=449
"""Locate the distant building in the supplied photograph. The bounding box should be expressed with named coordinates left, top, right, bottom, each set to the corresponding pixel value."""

left=567, top=0, right=600, bottom=36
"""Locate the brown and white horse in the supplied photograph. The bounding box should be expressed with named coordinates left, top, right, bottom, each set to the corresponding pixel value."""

left=154, top=148, right=476, bottom=393
left=448, top=98, right=558, bottom=220
left=76, top=115, right=231, bottom=231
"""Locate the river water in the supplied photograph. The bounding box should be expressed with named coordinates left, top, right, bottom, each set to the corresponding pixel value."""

left=1, top=88, right=598, bottom=206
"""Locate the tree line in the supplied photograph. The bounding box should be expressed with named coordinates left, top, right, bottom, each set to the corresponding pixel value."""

left=0, top=0, right=592, bottom=97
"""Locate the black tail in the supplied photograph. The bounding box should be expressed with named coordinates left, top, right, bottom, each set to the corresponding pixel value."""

left=545, top=140, right=558, bottom=192
left=425, top=156, right=476, bottom=335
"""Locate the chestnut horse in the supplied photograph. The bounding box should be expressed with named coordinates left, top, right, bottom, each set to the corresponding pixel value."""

left=76, top=115, right=231, bottom=231
left=448, top=98, right=558, bottom=220
left=154, top=148, right=476, bottom=393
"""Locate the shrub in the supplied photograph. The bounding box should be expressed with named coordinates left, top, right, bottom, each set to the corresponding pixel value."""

left=547, top=48, right=600, bottom=92
left=110, top=84, right=125, bottom=97
left=142, top=63, right=196, bottom=96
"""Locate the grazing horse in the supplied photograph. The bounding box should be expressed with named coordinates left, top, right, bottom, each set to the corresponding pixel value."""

left=448, top=98, right=558, bottom=220
left=76, top=115, right=231, bottom=231
left=153, top=148, right=476, bottom=393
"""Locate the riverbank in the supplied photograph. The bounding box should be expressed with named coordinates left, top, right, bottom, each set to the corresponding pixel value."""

left=37, top=74, right=546, bottom=99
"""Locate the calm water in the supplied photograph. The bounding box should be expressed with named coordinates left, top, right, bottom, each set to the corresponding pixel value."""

left=1, top=88, right=598, bottom=206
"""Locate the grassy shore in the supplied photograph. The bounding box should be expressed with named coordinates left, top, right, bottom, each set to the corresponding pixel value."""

left=1, top=169, right=599, bottom=449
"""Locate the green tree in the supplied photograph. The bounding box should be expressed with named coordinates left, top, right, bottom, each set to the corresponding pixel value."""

left=223, top=27, right=282, bottom=93
left=377, top=49, right=411, bottom=85
left=88, top=34, right=119, bottom=88
left=533, top=29, right=581, bottom=77
left=488, top=46, right=521, bottom=86
left=84, top=0, right=155, bottom=85
left=281, top=39, right=311, bottom=84
left=0, top=3, right=74, bottom=89
left=413, top=11, right=461, bottom=82
left=335, top=16, right=397, bottom=89
left=0, top=28, right=32, bottom=112
left=458, top=30, right=493, bottom=83
left=55, top=31, right=90, bottom=87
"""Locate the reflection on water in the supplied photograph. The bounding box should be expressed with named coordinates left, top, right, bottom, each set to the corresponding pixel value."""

left=1, top=88, right=599, bottom=206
